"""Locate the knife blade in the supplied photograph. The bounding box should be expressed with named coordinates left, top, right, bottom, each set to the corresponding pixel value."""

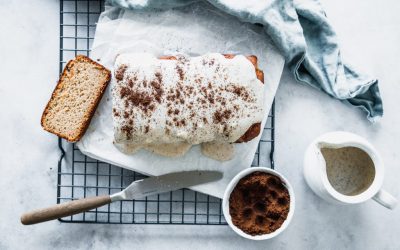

left=111, top=170, right=223, bottom=201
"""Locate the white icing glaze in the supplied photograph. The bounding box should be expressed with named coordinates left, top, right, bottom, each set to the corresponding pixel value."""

left=201, top=142, right=234, bottom=161
left=113, top=141, right=142, bottom=154
left=144, top=143, right=192, bottom=157
left=114, top=142, right=191, bottom=157
left=111, top=53, right=264, bottom=158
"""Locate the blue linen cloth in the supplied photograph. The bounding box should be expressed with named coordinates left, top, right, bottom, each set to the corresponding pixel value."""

left=106, top=0, right=383, bottom=121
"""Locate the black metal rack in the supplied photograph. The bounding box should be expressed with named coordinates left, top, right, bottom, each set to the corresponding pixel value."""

left=57, top=0, right=275, bottom=224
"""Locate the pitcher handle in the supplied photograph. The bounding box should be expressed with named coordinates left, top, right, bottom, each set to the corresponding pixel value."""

left=373, top=189, right=398, bottom=209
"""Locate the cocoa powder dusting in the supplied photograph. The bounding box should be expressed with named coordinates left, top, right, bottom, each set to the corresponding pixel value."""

left=229, top=172, right=290, bottom=236
left=112, top=108, right=120, bottom=117
left=150, top=80, right=160, bottom=89
left=213, top=110, right=232, bottom=123
left=115, top=65, right=127, bottom=81
left=229, top=85, right=252, bottom=102
left=155, top=72, right=162, bottom=83
left=207, top=95, right=215, bottom=104
left=121, top=125, right=133, bottom=140
left=176, top=65, right=185, bottom=81
left=176, top=89, right=181, bottom=99
left=150, top=78, right=163, bottom=103
left=128, top=78, right=134, bottom=88
left=120, top=87, right=153, bottom=111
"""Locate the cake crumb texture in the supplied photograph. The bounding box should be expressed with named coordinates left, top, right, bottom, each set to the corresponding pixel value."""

left=41, top=55, right=111, bottom=142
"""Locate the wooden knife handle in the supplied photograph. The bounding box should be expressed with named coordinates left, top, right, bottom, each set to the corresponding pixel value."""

left=20, top=195, right=111, bottom=225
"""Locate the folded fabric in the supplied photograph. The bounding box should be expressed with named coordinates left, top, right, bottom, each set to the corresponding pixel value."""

left=106, top=0, right=383, bottom=121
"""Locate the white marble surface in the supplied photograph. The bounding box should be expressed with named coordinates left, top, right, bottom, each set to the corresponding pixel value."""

left=0, top=0, right=399, bottom=249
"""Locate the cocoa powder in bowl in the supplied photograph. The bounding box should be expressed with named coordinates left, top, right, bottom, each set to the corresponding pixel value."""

left=229, top=171, right=290, bottom=236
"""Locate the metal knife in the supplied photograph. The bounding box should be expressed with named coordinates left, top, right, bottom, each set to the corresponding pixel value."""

left=20, top=170, right=222, bottom=225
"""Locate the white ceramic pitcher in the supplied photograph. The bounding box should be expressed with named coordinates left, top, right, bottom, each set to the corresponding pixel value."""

left=303, top=131, right=397, bottom=209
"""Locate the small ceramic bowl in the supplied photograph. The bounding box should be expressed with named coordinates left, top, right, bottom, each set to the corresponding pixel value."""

left=222, top=167, right=295, bottom=240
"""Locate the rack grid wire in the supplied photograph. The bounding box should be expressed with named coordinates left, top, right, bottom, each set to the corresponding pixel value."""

left=57, top=0, right=275, bottom=225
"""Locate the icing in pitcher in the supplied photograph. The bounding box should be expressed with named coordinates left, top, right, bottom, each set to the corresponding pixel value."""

left=303, top=131, right=397, bottom=209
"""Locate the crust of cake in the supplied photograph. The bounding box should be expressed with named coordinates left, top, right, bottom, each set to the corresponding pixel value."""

left=159, top=54, right=264, bottom=143
left=41, top=55, right=111, bottom=142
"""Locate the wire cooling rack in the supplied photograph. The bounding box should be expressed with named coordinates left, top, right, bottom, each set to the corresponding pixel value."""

left=57, top=0, right=275, bottom=224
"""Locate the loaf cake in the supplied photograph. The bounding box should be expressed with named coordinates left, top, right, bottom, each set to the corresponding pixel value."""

left=41, top=55, right=111, bottom=142
left=111, top=53, right=264, bottom=160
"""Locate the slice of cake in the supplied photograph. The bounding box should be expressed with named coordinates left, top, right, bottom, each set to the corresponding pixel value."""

left=41, top=55, right=111, bottom=142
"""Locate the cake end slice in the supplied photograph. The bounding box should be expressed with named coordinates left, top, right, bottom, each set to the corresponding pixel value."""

left=41, top=55, right=111, bottom=142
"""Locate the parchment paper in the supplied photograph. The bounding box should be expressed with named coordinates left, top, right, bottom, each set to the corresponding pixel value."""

left=77, top=3, right=285, bottom=198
